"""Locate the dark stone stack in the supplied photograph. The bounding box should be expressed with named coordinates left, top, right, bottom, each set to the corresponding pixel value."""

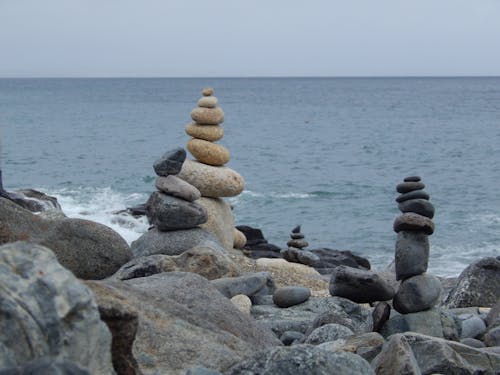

left=392, top=176, right=442, bottom=314
left=146, top=148, right=208, bottom=231
left=281, top=225, right=320, bottom=267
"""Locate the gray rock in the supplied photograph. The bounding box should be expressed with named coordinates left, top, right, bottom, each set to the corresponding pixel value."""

left=310, top=248, right=371, bottom=271
left=484, top=326, right=500, bottom=347
left=290, top=233, right=305, bottom=239
left=153, top=147, right=186, bottom=176
left=396, top=189, right=430, bottom=203
left=87, top=272, right=281, bottom=374
left=280, top=331, right=305, bottom=346
left=371, top=334, right=421, bottom=375
left=486, top=299, right=500, bottom=328
left=185, top=367, right=222, bottom=375
left=0, top=197, right=132, bottom=280
left=396, top=181, right=425, bottom=194
left=395, top=231, right=429, bottom=280
left=398, top=198, right=435, bottom=219
left=329, top=266, right=396, bottom=303
left=10, top=188, right=62, bottom=213
left=286, top=239, right=309, bottom=248
left=372, top=301, right=391, bottom=332
left=393, top=273, right=442, bottom=313
left=0, top=358, right=91, bottom=375
left=291, top=225, right=301, bottom=233
left=211, top=272, right=275, bottom=298
left=224, top=345, right=375, bottom=375
left=445, top=256, right=500, bottom=308
left=281, top=247, right=320, bottom=266
left=460, top=338, right=486, bottom=348
left=273, top=286, right=311, bottom=308
left=393, top=212, right=435, bottom=235
left=403, top=176, right=421, bottom=182
left=304, top=323, right=354, bottom=345
left=131, top=227, right=221, bottom=257
left=146, top=191, right=207, bottom=231
left=0, top=242, right=114, bottom=373
left=155, top=175, right=201, bottom=202
left=458, top=313, right=487, bottom=339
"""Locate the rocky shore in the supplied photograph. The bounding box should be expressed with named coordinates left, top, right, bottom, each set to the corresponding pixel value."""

left=0, top=89, right=499, bottom=375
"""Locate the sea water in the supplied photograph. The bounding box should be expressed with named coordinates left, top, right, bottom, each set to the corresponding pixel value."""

left=1, top=77, right=499, bottom=276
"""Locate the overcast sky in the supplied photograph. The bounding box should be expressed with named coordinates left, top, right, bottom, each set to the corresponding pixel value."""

left=1, top=0, right=499, bottom=77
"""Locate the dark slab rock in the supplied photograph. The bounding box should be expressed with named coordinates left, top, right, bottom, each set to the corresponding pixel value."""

left=372, top=302, right=391, bottom=332
left=393, top=273, right=442, bottom=314
left=395, top=231, right=429, bottom=280
left=211, top=272, right=275, bottom=298
left=396, top=189, right=430, bottom=203
left=445, top=256, right=500, bottom=308
left=398, top=198, right=435, bottom=219
left=403, top=176, right=421, bottom=182
left=87, top=272, right=281, bottom=374
left=273, top=286, right=311, bottom=308
left=303, top=323, right=354, bottom=345
left=0, top=358, right=92, bottom=375
left=371, top=334, right=421, bottom=375
left=224, top=345, right=374, bottom=375
left=244, top=248, right=283, bottom=259
left=310, top=248, right=371, bottom=271
left=329, top=266, right=396, bottom=303
left=393, top=212, right=435, bottom=235
left=396, top=181, right=425, bottom=194
left=153, top=147, right=186, bottom=176
left=290, top=233, right=304, bottom=239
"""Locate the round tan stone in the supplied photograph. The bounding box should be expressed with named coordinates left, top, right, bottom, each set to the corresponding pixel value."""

left=185, top=122, right=224, bottom=142
left=197, top=197, right=234, bottom=251
left=177, top=159, right=245, bottom=198
left=191, top=107, right=224, bottom=125
left=231, top=294, right=252, bottom=315
left=198, top=96, right=218, bottom=108
left=233, top=228, right=247, bottom=249
left=187, top=138, right=230, bottom=166
left=202, top=87, right=214, bottom=96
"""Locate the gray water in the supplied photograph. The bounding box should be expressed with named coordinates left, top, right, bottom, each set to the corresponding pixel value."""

left=1, top=77, right=499, bottom=276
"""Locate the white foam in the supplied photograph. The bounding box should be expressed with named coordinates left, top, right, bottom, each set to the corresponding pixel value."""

left=239, top=190, right=312, bottom=199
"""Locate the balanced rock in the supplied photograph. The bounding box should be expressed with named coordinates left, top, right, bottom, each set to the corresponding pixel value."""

left=198, top=96, right=218, bottom=108
left=155, top=175, right=201, bottom=202
left=403, top=176, right=421, bottom=182
left=185, top=122, right=224, bottom=142
left=202, top=87, right=214, bottom=96
left=191, top=107, right=224, bottom=125
left=187, top=138, right=230, bottom=166
left=273, top=286, right=311, bottom=308
left=233, top=228, right=247, bottom=249
left=393, top=273, right=442, bottom=313
left=153, top=147, right=186, bottom=176
left=396, top=181, right=425, bottom=194
left=395, top=231, right=429, bottom=280
left=197, top=197, right=234, bottom=250
left=146, top=191, right=207, bottom=231
left=396, top=189, right=430, bottom=203
left=287, top=239, right=309, bottom=248
left=393, top=212, right=435, bottom=235
left=398, top=198, right=435, bottom=219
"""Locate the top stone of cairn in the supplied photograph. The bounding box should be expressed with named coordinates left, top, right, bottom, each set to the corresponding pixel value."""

left=202, top=87, right=214, bottom=96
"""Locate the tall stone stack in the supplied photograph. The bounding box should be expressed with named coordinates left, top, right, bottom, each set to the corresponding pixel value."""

left=392, top=176, right=442, bottom=314
left=178, top=88, right=247, bottom=250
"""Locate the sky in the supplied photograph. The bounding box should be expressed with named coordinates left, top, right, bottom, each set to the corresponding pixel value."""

left=1, top=0, right=500, bottom=77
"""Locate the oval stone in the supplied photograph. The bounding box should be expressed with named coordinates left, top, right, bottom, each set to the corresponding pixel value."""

left=273, top=286, right=311, bottom=308
left=198, top=96, right=218, bottom=108
left=187, top=138, right=230, bottom=166
left=398, top=198, right=435, bottom=218
left=234, top=228, right=247, bottom=249
left=153, top=147, right=186, bottom=176
left=177, top=159, right=245, bottom=198
left=396, top=181, right=425, bottom=194
left=202, top=87, right=214, bottom=96
left=155, top=175, right=201, bottom=202
left=185, top=122, right=224, bottom=142
left=404, top=176, right=421, bottom=182
left=393, top=273, right=442, bottom=313
left=393, top=213, right=435, bottom=235
left=396, top=190, right=430, bottom=203
left=191, top=107, right=224, bottom=125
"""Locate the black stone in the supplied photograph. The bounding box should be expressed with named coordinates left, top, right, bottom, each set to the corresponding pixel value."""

left=393, top=213, right=434, bottom=235
left=398, top=198, right=435, bottom=219
left=396, top=181, right=425, bottom=194
left=393, top=273, right=442, bottom=314
left=153, top=147, right=186, bottom=176
left=273, top=286, right=311, bottom=308
left=403, top=176, right=421, bottom=182
left=291, top=225, right=301, bottom=233
left=372, top=302, right=391, bottom=332
left=395, top=189, right=430, bottom=203
left=236, top=225, right=267, bottom=246
left=310, top=248, right=371, bottom=271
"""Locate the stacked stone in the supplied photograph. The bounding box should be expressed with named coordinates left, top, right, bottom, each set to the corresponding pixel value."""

left=392, top=175, right=442, bottom=314
left=146, top=148, right=207, bottom=231
left=281, top=225, right=319, bottom=267
left=287, top=225, right=309, bottom=249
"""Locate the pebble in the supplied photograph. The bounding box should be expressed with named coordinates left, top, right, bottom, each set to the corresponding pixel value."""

left=155, top=175, right=201, bottom=202
left=230, top=294, right=252, bottom=315
left=396, top=181, right=425, bottom=194
left=393, top=273, right=442, bottom=314
left=393, top=213, right=435, bottom=235
left=153, top=147, right=186, bottom=176
left=273, top=286, right=311, bottom=308
left=202, top=87, right=214, bottom=96
left=395, top=231, right=429, bottom=280
left=185, top=122, right=224, bottom=142
left=187, top=138, right=230, bottom=166
left=398, top=198, right=435, bottom=219
left=395, top=189, right=430, bottom=203
left=198, top=96, right=218, bottom=108
left=191, top=107, right=224, bottom=125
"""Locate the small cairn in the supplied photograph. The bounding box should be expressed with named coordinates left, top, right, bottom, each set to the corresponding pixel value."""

left=146, top=148, right=208, bottom=231
left=392, top=175, right=442, bottom=314
left=281, top=225, right=319, bottom=266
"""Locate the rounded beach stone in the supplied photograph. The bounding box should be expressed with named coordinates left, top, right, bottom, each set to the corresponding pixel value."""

left=155, top=175, right=201, bottom=202
left=231, top=294, right=252, bottom=315
left=393, top=273, right=442, bottom=314
left=187, top=138, right=230, bottom=166
left=273, top=286, right=311, bottom=308
left=290, top=233, right=305, bottom=240
left=398, top=198, right=435, bottom=219
left=198, top=96, right=218, bottom=108
left=233, top=228, right=247, bottom=249
left=393, top=213, right=435, bottom=235
left=304, top=323, right=354, bottom=345
left=287, top=239, right=309, bottom=248
left=185, top=122, right=224, bottom=142
left=191, top=107, right=224, bottom=125
left=404, top=176, right=421, bottom=182
left=153, top=147, right=186, bottom=176
left=177, top=159, right=245, bottom=198
left=396, top=181, right=425, bottom=194
left=202, top=87, right=214, bottom=96
left=395, top=231, right=429, bottom=280
left=395, top=190, right=430, bottom=203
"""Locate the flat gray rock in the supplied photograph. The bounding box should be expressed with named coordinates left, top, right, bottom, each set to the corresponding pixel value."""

left=398, top=198, right=435, bottom=218
left=371, top=334, right=421, bottom=375
left=273, top=286, right=311, bottom=308
left=211, top=272, right=275, bottom=298
left=304, top=323, right=354, bottom=345
left=155, top=175, right=201, bottom=202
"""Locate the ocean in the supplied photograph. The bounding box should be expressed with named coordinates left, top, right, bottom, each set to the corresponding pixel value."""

left=1, top=77, right=499, bottom=277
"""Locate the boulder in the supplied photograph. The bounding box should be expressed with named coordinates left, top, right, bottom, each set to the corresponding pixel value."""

left=371, top=334, right=421, bottom=375
left=187, top=138, right=230, bottom=166
left=309, top=248, right=371, bottom=272
left=191, top=107, right=224, bottom=125
left=0, top=242, right=114, bottom=373
left=393, top=212, right=435, bottom=235
left=329, top=266, right=396, bottom=303
left=393, top=273, right=442, bottom=313
left=178, top=160, right=244, bottom=198
left=395, top=231, right=429, bottom=280
left=225, top=345, right=374, bottom=375
left=153, top=147, right=186, bottom=176
left=198, top=197, right=234, bottom=251
left=445, top=256, right=500, bottom=308
left=155, top=175, right=201, bottom=202
left=230, top=294, right=252, bottom=315
left=131, top=227, right=221, bottom=257
left=186, top=122, right=224, bottom=142
left=210, top=272, right=275, bottom=299
left=304, top=323, right=354, bottom=345
left=87, top=272, right=281, bottom=374
left=273, top=286, right=311, bottom=308
left=0, top=197, right=132, bottom=279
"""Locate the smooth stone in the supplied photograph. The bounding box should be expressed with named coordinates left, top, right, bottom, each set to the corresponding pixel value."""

left=187, top=138, right=230, bottom=166
left=146, top=191, right=207, bottom=231
left=197, top=197, right=234, bottom=250
left=307, top=301, right=374, bottom=335
left=403, top=176, right=421, bottom=182
left=310, top=248, right=371, bottom=271
left=371, top=334, right=421, bottom=375
left=185, top=367, right=222, bottom=375
left=7, top=188, right=62, bottom=213
left=198, top=96, right=218, bottom=108
left=393, top=212, right=435, bottom=235
left=304, top=323, right=354, bottom=345
left=287, top=238, right=309, bottom=248
left=178, top=159, right=245, bottom=198
left=398, top=198, right=435, bottom=218
left=211, top=272, right=276, bottom=299
left=153, top=147, right=186, bottom=176
left=202, top=87, right=214, bottom=96
left=281, top=248, right=320, bottom=266
left=290, top=233, right=305, bottom=239
left=231, top=294, right=252, bottom=315
left=484, top=326, right=500, bottom=347
left=191, top=107, right=224, bottom=125
left=396, top=189, right=430, bottom=203
left=445, top=256, right=500, bottom=308
left=185, top=122, right=224, bottom=142
left=273, top=286, right=311, bottom=308
left=155, top=175, right=201, bottom=202
left=233, top=228, right=247, bottom=249
left=393, top=273, right=442, bottom=313
left=396, top=181, right=425, bottom=194
left=395, top=231, right=429, bottom=280
left=458, top=313, right=487, bottom=339
left=460, top=338, right=486, bottom=348
left=372, top=302, right=391, bottom=332
left=329, top=266, right=396, bottom=303
left=291, top=225, right=301, bottom=233
left=280, top=331, right=304, bottom=346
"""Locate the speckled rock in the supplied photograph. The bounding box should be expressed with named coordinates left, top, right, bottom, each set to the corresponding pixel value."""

left=187, top=138, right=230, bottom=166
left=233, top=228, right=247, bottom=249
left=155, top=175, right=201, bottom=202
left=198, top=96, right=218, bottom=108
left=304, top=323, right=354, bottom=345
left=393, top=212, right=435, bottom=235
left=185, top=122, right=224, bottom=142
left=191, top=107, right=224, bottom=125
left=231, top=294, right=252, bottom=315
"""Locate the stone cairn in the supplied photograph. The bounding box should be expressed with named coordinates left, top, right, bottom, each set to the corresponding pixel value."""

left=281, top=225, right=320, bottom=267
left=146, top=148, right=208, bottom=231
left=392, top=175, right=442, bottom=314
left=177, top=88, right=247, bottom=250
